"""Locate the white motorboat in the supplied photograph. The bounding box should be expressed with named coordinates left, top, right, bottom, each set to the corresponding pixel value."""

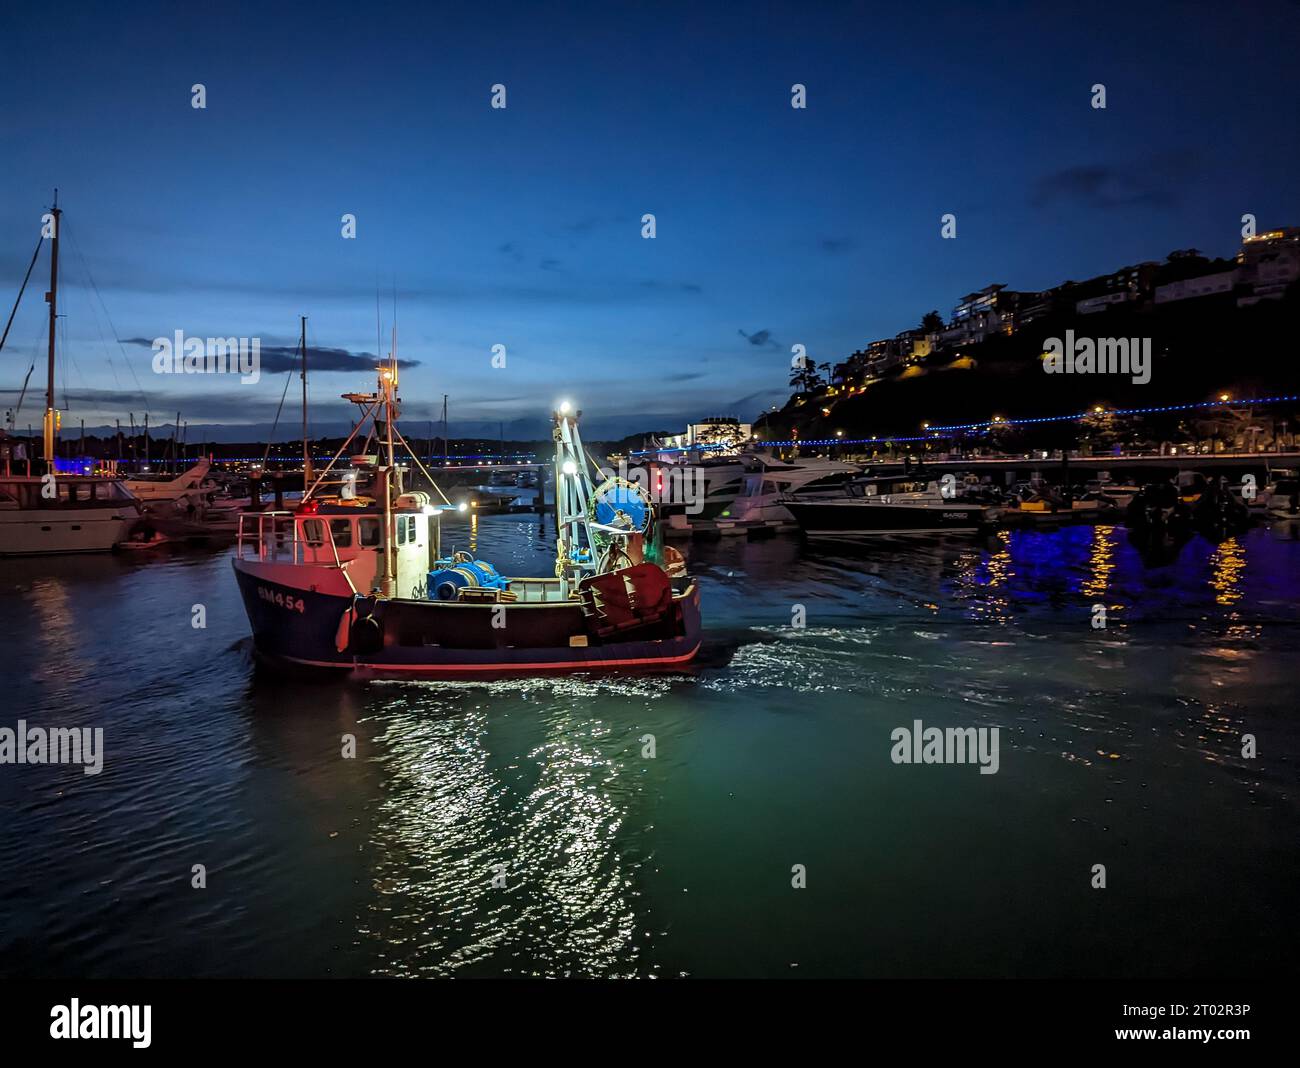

left=0, top=473, right=141, bottom=555
left=1264, top=474, right=1299, bottom=519
left=724, top=455, right=863, bottom=523
left=784, top=475, right=998, bottom=539
left=123, top=458, right=215, bottom=506
left=654, top=452, right=860, bottom=529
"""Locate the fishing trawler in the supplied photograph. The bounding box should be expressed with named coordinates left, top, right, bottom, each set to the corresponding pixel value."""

left=232, top=360, right=701, bottom=675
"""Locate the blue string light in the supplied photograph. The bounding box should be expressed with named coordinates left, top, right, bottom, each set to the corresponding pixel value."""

left=744, top=394, right=1299, bottom=447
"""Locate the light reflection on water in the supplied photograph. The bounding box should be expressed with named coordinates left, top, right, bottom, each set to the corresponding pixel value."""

left=1, top=518, right=1297, bottom=978
left=1082, top=524, right=1117, bottom=602
left=358, top=691, right=645, bottom=976
left=1209, top=536, right=1246, bottom=607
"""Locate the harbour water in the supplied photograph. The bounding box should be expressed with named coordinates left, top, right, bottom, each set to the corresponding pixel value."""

left=2, top=517, right=1298, bottom=978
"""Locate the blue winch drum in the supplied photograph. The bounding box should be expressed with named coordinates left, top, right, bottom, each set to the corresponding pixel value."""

left=592, top=479, right=651, bottom=536
left=428, top=558, right=508, bottom=601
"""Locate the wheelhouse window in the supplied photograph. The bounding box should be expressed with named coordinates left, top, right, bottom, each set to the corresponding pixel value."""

left=329, top=519, right=353, bottom=547
left=359, top=517, right=381, bottom=546
left=301, top=519, right=326, bottom=547
left=56, top=481, right=92, bottom=502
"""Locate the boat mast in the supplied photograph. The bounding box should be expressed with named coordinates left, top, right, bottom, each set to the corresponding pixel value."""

left=553, top=403, right=598, bottom=596
left=299, top=315, right=312, bottom=488
left=43, top=192, right=61, bottom=473
left=380, top=330, right=398, bottom=598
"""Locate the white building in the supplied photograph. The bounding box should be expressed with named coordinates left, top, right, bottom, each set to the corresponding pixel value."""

left=1076, top=291, right=1133, bottom=314
left=661, top=418, right=752, bottom=453
left=1236, top=228, right=1300, bottom=306
left=1153, top=270, right=1236, bottom=304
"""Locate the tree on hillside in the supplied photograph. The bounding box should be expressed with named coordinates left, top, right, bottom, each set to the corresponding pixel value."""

left=788, top=360, right=824, bottom=394
left=921, top=310, right=944, bottom=333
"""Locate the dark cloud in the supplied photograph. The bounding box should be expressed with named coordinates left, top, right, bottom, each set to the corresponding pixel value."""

left=120, top=338, right=418, bottom=374
left=48, top=386, right=307, bottom=425
left=260, top=345, right=419, bottom=374
left=729, top=388, right=789, bottom=414
left=820, top=237, right=855, bottom=254
left=640, top=279, right=703, bottom=294
left=1031, top=157, right=1193, bottom=210
left=563, top=217, right=604, bottom=234
left=738, top=328, right=779, bottom=349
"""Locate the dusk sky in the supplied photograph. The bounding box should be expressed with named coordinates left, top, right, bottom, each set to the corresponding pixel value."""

left=2, top=0, right=1298, bottom=441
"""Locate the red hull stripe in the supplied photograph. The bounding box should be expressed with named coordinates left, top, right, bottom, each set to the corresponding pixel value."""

left=270, top=643, right=701, bottom=674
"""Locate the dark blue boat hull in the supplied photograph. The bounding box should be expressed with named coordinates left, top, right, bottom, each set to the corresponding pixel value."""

left=233, top=561, right=701, bottom=675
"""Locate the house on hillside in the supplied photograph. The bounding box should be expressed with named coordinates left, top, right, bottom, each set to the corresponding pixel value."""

left=1236, top=227, right=1300, bottom=306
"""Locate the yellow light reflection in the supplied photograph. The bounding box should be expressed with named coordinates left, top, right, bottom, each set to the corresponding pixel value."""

left=1208, top=537, right=1245, bottom=607
left=1082, top=524, right=1116, bottom=601
left=953, top=529, right=1013, bottom=623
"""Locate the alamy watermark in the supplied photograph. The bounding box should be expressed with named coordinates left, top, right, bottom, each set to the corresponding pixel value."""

left=151, top=330, right=260, bottom=384
left=601, top=460, right=705, bottom=515
left=1043, top=330, right=1150, bottom=384
left=890, top=719, right=999, bottom=774
left=50, top=999, right=150, bottom=1048
left=0, top=720, right=103, bottom=775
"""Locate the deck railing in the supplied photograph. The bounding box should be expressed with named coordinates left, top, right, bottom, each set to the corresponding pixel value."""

left=235, top=512, right=360, bottom=595
left=235, top=511, right=301, bottom=561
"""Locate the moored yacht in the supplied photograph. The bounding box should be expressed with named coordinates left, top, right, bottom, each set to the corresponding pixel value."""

left=123, top=459, right=216, bottom=507
left=0, top=194, right=143, bottom=555
left=783, top=474, right=997, bottom=539
left=0, top=470, right=141, bottom=555
left=650, top=451, right=861, bottom=529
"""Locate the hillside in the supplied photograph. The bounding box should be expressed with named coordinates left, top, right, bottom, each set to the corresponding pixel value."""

left=755, top=290, right=1299, bottom=450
